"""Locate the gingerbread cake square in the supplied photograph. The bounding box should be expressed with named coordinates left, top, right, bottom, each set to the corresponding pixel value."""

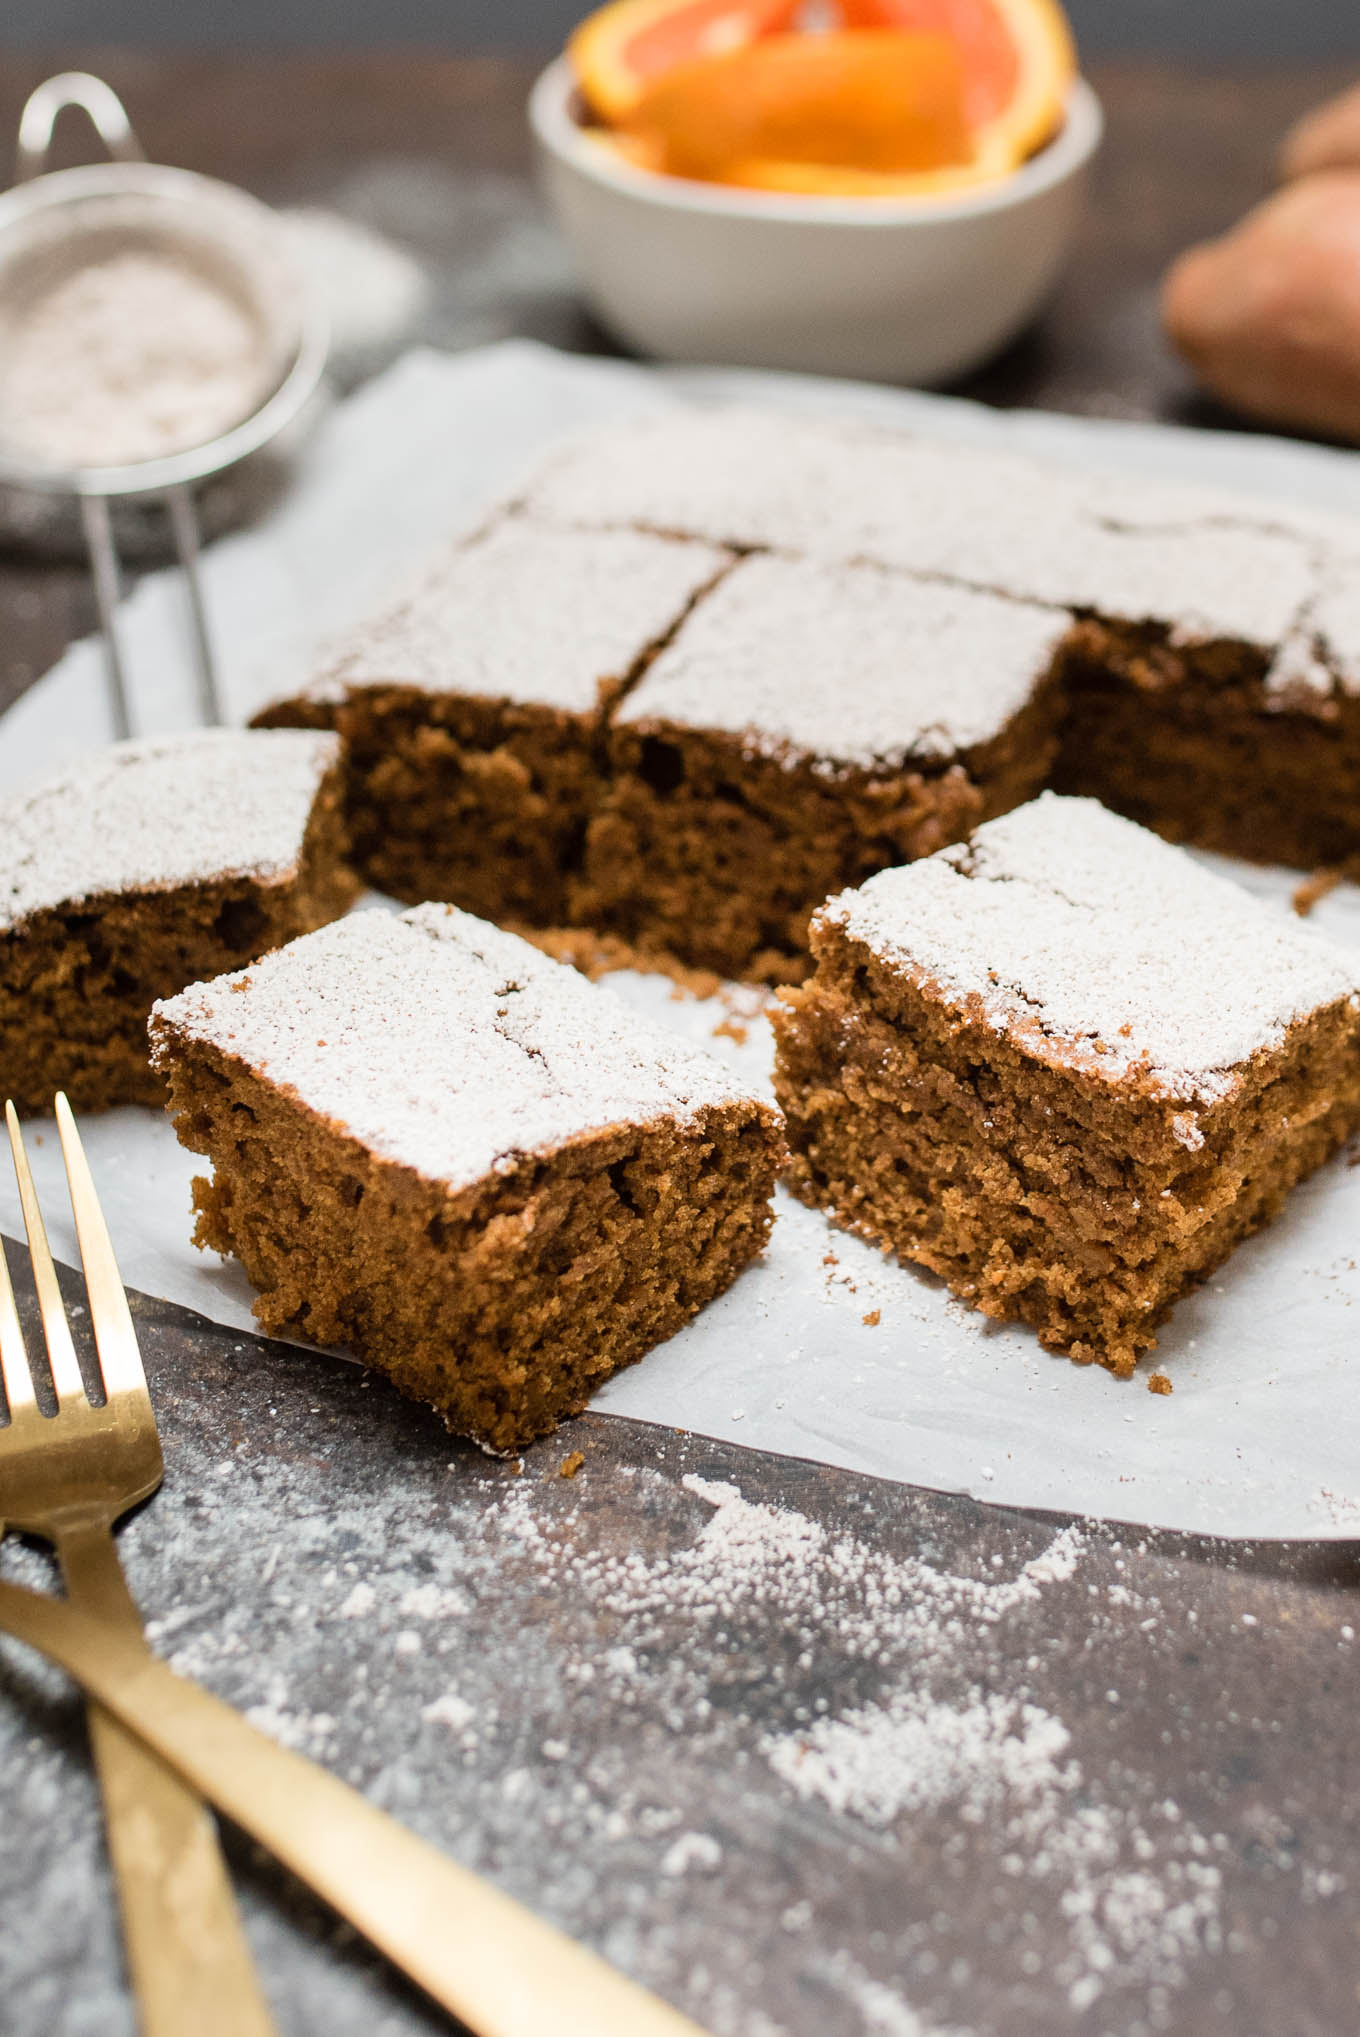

left=521, top=405, right=1317, bottom=654
left=573, top=553, right=1072, bottom=981
left=150, top=906, right=781, bottom=1452
left=526, top=406, right=1360, bottom=875
left=1, top=728, right=355, bottom=1116
left=773, top=793, right=1360, bottom=1374
left=255, top=518, right=732, bottom=925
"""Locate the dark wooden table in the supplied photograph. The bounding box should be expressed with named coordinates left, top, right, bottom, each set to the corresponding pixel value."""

left=3, top=49, right=1360, bottom=2037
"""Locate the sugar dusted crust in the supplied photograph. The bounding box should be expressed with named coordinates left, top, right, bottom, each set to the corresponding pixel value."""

left=252, top=401, right=1360, bottom=983
left=822, top=793, right=1360, bottom=1108
left=613, top=553, right=1073, bottom=770
left=151, top=907, right=781, bottom=1451
left=302, top=518, right=734, bottom=717
left=0, top=727, right=347, bottom=933
left=1, top=729, right=356, bottom=1116
left=520, top=406, right=1345, bottom=656
left=774, top=795, right=1360, bottom=1375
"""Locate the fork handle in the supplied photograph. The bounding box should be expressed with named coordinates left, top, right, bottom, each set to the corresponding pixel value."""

left=57, top=1527, right=279, bottom=2037
left=0, top=1576, right=711, bottom=2037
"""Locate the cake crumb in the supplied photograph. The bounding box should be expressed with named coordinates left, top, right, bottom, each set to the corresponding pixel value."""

left=1148, top=1373, right=1173, bottom=1396
left=862, top=1309, right=881, bottom=1327
left=558, top=1450, right=585, bottom=1480
left=1293, top=868, right=1342, bottom=917
left=712, top=1015, right=749, bottom=1046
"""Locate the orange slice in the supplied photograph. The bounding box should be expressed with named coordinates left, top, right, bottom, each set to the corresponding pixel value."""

left=570, top=0, right=803, bottom=123
left=840, top=0, right=1076, bottom=164
left=619, top=31, right=974, bottom=185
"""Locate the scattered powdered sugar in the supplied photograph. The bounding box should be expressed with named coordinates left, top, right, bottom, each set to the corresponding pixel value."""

left=617, top=553, right=1071, bottom=769
left=0, top=727, right=341, bottom=932
left=152, top=904, right=778, bottom=1193
left=306, top=517, right=731, bottom=714
left=484, top=1468, right=1225, bottom=2019
left=421, top=1691, right=476, bottom=1733
left=766, top=1689, right=1073, bottom=1825
left=522, top=404, right=1341, bottom=656
left=660, top=1830, right=724, bottom=1876
left=278, top=207, right=430, bottom=388
left=0, top=249, right=272, bottom=471
left=815, top=1952, right=974, bottom=2037
left=825, top=792, right=1360, bottom=1105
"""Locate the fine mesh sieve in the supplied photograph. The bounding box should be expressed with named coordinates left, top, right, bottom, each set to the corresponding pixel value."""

left=0, top=74, right=329, bottom=737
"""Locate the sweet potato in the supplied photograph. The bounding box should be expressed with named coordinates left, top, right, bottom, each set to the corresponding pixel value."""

left=1162, top=170, right=1360, bottom=443
left=1281, top=81, right=1360, bottom=182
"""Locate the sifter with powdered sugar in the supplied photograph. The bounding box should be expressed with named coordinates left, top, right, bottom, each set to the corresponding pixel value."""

left=0, top=74, right=328, bottom=737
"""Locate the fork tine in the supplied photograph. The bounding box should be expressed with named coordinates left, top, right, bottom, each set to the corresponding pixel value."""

left=54, top=1093, right=148, bottom=1403
left=5, top=1100, right=86, bottom=1406
left=0, top=1216, right=38, bottom=1421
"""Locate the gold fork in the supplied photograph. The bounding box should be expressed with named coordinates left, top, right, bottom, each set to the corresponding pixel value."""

left=0, top=1095, right=277, bottom=2037
left=0, top=1100, right=714, bottom=2037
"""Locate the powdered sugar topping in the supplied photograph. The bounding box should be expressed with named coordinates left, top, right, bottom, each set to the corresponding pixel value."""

left=0, top=727, right=341, bottom=933
left=152, top=904, right=776, bottom=1191
left=617, top=554, right=1069, bottom=767
left=523, top=405, right=1337, bottom=654
left=307, top=517, right=731, bottom=713
left=823, top=793, right=1360, bottom=1105
left=0, top=249, right=272, bottom=471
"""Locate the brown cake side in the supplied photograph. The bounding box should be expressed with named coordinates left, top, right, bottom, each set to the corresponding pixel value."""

left=1, top=730, right=355, bottom=1117
left=523, top=406, right=1360, bottom=885
left=255, top=519, right=733, bottom=925
left=1051, top=617, right=1360, bottom=870
left=572, top=556, right=1072, bottom=983
left=773, top=795, right=1360, bottom=1375
left=150, top=907, right=782, bottom=1452
left=256, top=685, right=605, bottom=925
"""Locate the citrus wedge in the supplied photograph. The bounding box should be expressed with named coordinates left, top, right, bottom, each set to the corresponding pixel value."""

left=570, top=0, right=803, bottom=123
left=619, top=31, right=974, bottom=185
left=840, top=0, right=1076, bottom=164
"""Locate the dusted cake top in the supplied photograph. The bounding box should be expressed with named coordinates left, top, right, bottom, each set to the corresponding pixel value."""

left=821, top=793, right=1360, bottom=1107
left=1311, top=574, right=1360, bottom=691
left=152, top=906, right=776, bottom=1191
left=523, top=406, right=1334, bottom=654
left=305, top=518, right=732, bottom=713
left=0, top=727, right=342, bottom=935
left=617, top=554, right=1069, bottom=768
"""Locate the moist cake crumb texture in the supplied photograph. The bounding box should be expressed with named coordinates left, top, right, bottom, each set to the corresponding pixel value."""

left=256, top=400, right=1360, bottom=982
left=256, top=517, right=733, bottom=929
left=774, top=793, right=1360, bottom=1376
left=151, top=907, right=782, bottom=1451
left=1, top=727, right=356, bottom=1116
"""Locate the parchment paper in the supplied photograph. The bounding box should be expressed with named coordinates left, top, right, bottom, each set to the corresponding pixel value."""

left=6, top=338, right=1360, bottom=1540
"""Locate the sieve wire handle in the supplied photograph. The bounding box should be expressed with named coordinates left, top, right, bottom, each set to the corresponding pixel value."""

left=16, top=73, right=143, bottom=183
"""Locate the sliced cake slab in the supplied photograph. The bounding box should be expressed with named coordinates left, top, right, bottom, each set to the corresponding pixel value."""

left=1, top=728, right=355, bottom=1115
left=525, top=406, right=1360, bottom=874
left=256, top=517, right=732, bottom=924
left=574, top=553, right=1072, bottom=981
left=150, top=906, right=782, bottom=1452
left=521, top=406, right=1319, bottom=649
left=773, top=793, right=1360, bottom=1375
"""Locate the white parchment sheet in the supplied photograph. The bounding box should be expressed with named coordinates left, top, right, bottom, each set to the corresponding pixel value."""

left=6, top=338, right=1360, bottom=1540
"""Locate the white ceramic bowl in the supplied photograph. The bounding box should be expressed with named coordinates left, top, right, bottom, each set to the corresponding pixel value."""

left=530, top=56, right=1103, bottom=386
